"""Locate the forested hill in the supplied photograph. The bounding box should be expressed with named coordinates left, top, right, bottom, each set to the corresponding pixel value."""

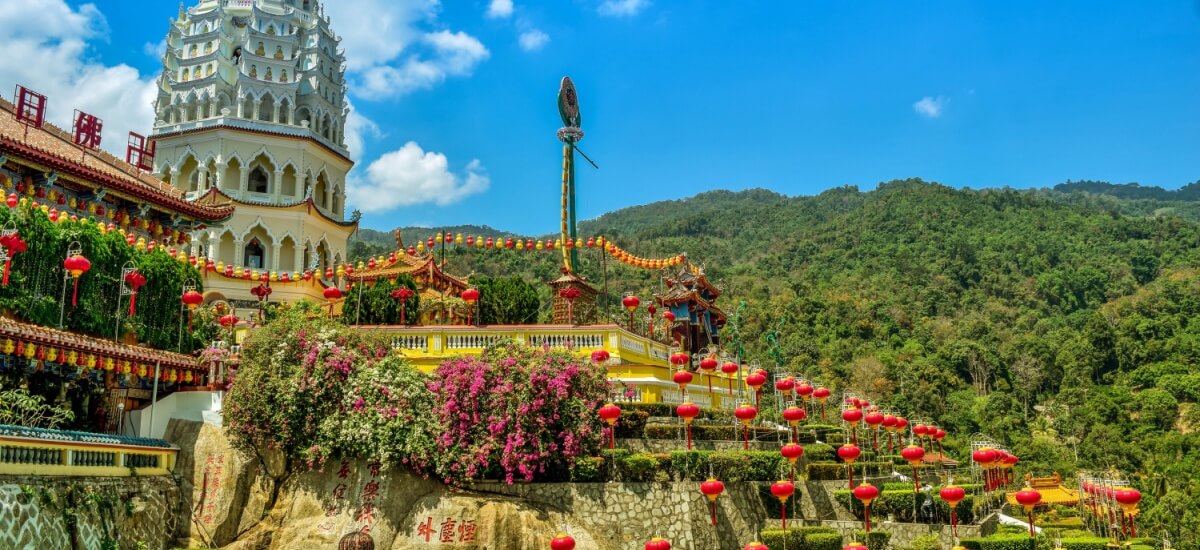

left=1052, top=179, right=1200, bottom=201
left=354, top=179, right=1200, bottom=542
left=1042, top=179, right=1200, bottom=222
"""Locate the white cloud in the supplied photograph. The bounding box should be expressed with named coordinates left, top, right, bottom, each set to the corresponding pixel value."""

left=518, top=29, right=550, bottom=52
left=142, top=39, right=166, bottom=59
left=487, top=0, right=514, bottom=18
left=598, top=0, right=649, bottom=16
left=343, top=103, right=382, bottom=163
left=0, top=0, right=157, bottom=156
left=324, top=0, right=488, bottom=100
left=912, top=96, right=947, bottom=118
left=348, top=142, right=489, bottom=211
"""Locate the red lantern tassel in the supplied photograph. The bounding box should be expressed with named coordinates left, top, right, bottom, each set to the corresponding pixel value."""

left=950, top=509, right=958, bottom=537
left=128, top=292, right=137, bottom=316
left=188, top=309, right=194, bottom=331
left=912, top=464, right=920, bottom=493
left=888, top=432, right=894, bottom=453
left=72, top=278, right=80, bottom=306
left=710, top=501, right=717, bottom=527
left=1128, top=514, right=1136, bottom=538
left=754, top=389, right=760, bottom=410
left=820, top=402, right=826, bottom=421
left=864, top=503, right=871, bottom=533
left=609, top=425, right=615, bottom=450
left=780, top=501, right=787, bottom=529
left=872, top=430, right=878, bottom=452
left=848, top=465, right=854, bottom=490
left=727, top=378, right=733, bottom=396
left=2, top=258, right=10, bottom=286
left=742, top=425, right=749, bottom=450
left=1028, top=510, right=1035, bottom=538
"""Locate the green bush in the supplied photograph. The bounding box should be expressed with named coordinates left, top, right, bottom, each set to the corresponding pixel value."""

left=618, top=453, right=662, bottom=482
left=643, top=424, right=786, bottom=442
left=834, top=487, right=977, bottom=524
left=614, top=408, right=649, bottom=438
left=758, top=526, right=839, bottom=549
left=804, top=443, right=836, bottom=462
left=805, top=532, right=845, bottom=550
left=570, top=456, right=604, bottom=481
left=852, top=529, right=890, bottom=550
left=806, top=461, right=893, bottom=480
left=959, top=533, right=1038, bottom=550
left=1059, top=538, right=1115, bottom=550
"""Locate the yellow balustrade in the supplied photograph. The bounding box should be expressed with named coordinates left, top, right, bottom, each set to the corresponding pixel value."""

left=0, top=434, right=177, bottom=477
left=359, top=324, right=748, bottom=409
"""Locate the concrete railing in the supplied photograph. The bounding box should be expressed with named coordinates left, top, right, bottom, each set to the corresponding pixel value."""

left=0, top=425, right=177, bottom=476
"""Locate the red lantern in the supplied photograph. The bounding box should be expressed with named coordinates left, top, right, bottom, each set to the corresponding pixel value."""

left=864, top=411, right=885, bottom=451
left=1115, top=488, right=1142, bottom=537
left=0, top=232, right=27, bottom=286
left=672, top=370, right=693, bottom=391
left=123, top=270, right=147, bottom=316
left=622, top=295, right=640, bottom=331
left=781, top=442, right=803, bottom=483
left=599, top=403, right=622, bottom=450
left=813, top=387, right=831, bottom=420
left=218, top=314, right=239, bottom=329
left=720, top=361, right=738, bottom=395
left=782, top=406, right=806, bottom=426
left=324, top=287, right=343, bottom=300
left=549, top=533, right=576, bottom=550
left=853, top=483, right=880, bottom=532
left=1014, top=488, right=1042, bottom=538
left=775, top=376, right=795, bottom=395
left=843, top=543, right=869, bottom=550
left=391, top=287, right=414, bottom=324
left=734, top=403, right=757, bottom=450
left=838, top=443, right=862, bottom=489
left=940, top=485, right=967, bottom=536
left=461, top=288, right=480, bottom=325
left=770, top=480, right=796, bottom=528
left=745, top=371, right=766, bottom=409
left=700, top=478, right=725, bottom=526
left=591, top=349, right=610, bottom=364
left=933, top=428, right=948, bottom=455
left=644, top=538, right=670, bottom=550
left=505, top=238, right=514, bottom=249
left=63, top=254, right=91, bottom=306
left=5, top=194, right=16, bottom=208
left=677, top=402, right=700, bottom=449
left=842, top=406, right=863, bottom=445
left=743, top=543, right=768, bottom=550
left=699, top=356, right=718, bottom=371
left=900, top=445, right=926, bottom=492
left=670, top=352, right=689, bottom=366
left=181, top=290, right=203, bottom=330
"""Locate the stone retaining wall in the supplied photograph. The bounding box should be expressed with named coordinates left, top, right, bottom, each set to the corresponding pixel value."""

left=617, top=438, right=783, bottom=453
left=0, top=475, right=180, bottom=549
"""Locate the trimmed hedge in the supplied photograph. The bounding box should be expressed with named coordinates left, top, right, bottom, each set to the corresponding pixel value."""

left=614, top=408, right=649, bottom=438
left=805, top=533, right=845, bottom=550
left=833, top=487, right=978, bottom=524
left=959, top=533, right=1039, bottom=550
left=644, top=424, right=787, bottom=442
left=758, top=526, right=839, bottom=548
left=572, top=449, right=800, bottom=482
left=852, top=529, right=891, bottom=550
left=1060, top=538, right=1119, bottom=550
left=806, top=461, right=894, bottom=480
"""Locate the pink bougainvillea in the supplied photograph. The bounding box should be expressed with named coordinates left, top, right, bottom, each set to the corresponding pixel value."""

left=423, top=343, right=608, bottom=484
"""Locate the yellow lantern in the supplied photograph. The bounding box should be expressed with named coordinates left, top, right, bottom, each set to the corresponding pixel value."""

left=436, top=232, right=443, bottom=243
left=575, top=238, right=583, bottom=248
left=216, top=261, right=225, bottom=273
left=120, top=360, right=131, bottom=374
left=45, top=347, right=58, bottom=363
left=416, top=242, right=425, bottom=253
left=65, top=350, right=78, bottom=365
left=103, top=357, right=114, bottom=371
left=168, top=369, right=178, bottom=383
left=536, top=240, right=544, bottom=250
left=515, top=239, right=524, bottom=250
left=269, top=271, right=278, bottom=282
left=136, top=363, right=148, bottom=377
left=183, top=371, right=194, bottom=383
left=476, top=236, right=484, bottom=248
left=23, top=343, right=36, bottom=359
left=1, top=339, right=12, bottom=354
left=336, top=265, right=345, bottom=278
left=356, top=261, right=365, bottom=271
left=87, top=354, right=98, bottom=369
left=293, top=271, right=300, bottom=282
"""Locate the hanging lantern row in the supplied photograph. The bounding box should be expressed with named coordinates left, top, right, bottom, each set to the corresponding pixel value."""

left=355, top=232, right=685, bottom=272
left=1080, top=475, right=1142, bottom=541
left=5, top=192, right=194, bottom=245
left=971, top=446, right=1020, bottom=491
left=0, top=337, right=195, bottom=383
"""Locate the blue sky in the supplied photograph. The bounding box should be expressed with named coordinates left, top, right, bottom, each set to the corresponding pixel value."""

left=2, top=1, right=1199, bottom=234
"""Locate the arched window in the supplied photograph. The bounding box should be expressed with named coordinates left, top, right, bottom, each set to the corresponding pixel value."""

left=244, top=239, right=265, bottom=269
left=205, top=42, right=213, bottom=54
left=249, top=167, right=269, bottom=193
left=189, top=45, right=198, bottom=57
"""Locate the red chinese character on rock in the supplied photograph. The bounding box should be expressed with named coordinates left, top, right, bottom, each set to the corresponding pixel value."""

left=416, top=517, right=436, bottom=542
left=72, top=110, right=103, bottom=149
left=331, top=483, right=347, bottom=501
left=14, top=86, right=46, bottom=128
left=439, top=518, right=457, bottom=543
left=458, top=520, right=477, bottom=543
left=126, top=132, right=156, bottom=171
left=356, top=503, right=374, bottom=532
left=368, top=462, right=381, bottom=477
left=338, top=461, right=351, bottom=479
left=361, top=480, right=379, bottom=502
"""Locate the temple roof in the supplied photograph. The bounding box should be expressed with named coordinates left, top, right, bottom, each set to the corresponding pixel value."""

left=351, top=252, right=468, bottom=289
left=194, top=187, right=359, bottom=227
left=0, top=318, right=200, bottom=371
left=0, top=99, right=233, bottom=222
left=1006, top=474, right=1080, bottom=506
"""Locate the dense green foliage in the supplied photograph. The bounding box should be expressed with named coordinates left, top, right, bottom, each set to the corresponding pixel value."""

left=470, top=275, right=540, bottom=324
left=358, top=179, right=1200, bottom=543
left=342, top=274, right=419, bottom=325
left=0, top=202, right=205, bottom=351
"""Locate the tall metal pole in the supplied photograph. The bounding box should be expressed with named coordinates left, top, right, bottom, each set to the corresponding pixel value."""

left=148, top=361, right=161, bottom=439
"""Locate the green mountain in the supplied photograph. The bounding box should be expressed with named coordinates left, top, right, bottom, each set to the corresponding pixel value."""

left=1041, top=179, right=1200, bottom=222
left=352, top=179, right=1200, bottom=544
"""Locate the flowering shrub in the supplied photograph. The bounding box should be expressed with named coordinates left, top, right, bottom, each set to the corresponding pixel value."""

left=423, top=342, right=608, bottom=484
left=225, top=306, right=435, bottom=470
